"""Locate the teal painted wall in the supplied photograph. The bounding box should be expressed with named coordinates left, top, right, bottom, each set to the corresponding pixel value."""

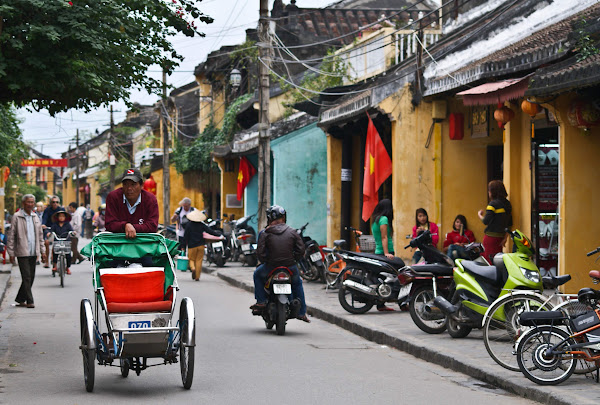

left=271, top=122, right=327, bottom=245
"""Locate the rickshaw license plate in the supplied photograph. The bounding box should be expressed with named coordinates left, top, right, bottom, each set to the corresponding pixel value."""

left=128, top=321, right=151, bottom=329
left=273, top=284, right=292, bottom=294
left=310, top=252, right=322, bottom=262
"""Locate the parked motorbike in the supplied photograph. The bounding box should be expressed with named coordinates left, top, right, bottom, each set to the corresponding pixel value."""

left=398, top=231, right=486, bottom=334
left=204, top=216, right=230, bottom=267
left=327, top=239, right=406, bottom=313
left=296, top=223, right=326, bottom=283
left=225, top=213, right=258, bottom=267
left=432, top=229, right=544, bottom=338
left=251, top=266, right=301, bottom=336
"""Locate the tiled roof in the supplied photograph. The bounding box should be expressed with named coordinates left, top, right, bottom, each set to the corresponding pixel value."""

left=526, top=52, right=600, bottom=97
left=424, top=2, right=600, bottom=96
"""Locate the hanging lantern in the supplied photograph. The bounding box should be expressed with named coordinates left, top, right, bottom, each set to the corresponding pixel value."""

left=521, top=99, right=541, bottom=117
left=567, top=98, right=600, bottom=130
left=3, top=167, right=9, bottom=182
left=143, top=175, right=157, bottom=195
left=494, top=103, right=515, bottom=129
left=448, top=113, right=464, bottom=140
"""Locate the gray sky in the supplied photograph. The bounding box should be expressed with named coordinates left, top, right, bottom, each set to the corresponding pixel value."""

left=18, top=0, right=329, bottom=158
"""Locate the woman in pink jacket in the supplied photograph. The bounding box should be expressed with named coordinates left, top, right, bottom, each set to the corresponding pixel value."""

left=411, top=208, right=439, bottom=263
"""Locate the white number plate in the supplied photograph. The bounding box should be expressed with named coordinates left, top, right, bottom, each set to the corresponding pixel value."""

left=398, top=283, right=412, bottom=299
left=310, top=252, right=322, bottom=262
left=212, top=241, right=223, bottom=249
left=241, top=244, right=252, bottom=252
left=128, top=321, right=151, bottom=329
left=273, top=284, right=292, bottom=294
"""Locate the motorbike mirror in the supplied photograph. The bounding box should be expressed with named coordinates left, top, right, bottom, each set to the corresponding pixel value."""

left=223, top=213, right=228, bottom=218
left=404, top=244, right=410, bottom=249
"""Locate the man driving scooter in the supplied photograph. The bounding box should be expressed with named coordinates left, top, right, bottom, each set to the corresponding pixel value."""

left=250, top=205, right=310, bottom=323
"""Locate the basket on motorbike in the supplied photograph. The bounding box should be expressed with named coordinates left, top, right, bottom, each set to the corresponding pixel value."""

left=357, top=235, right=376, bottom=253
left=78, top=233, right=195, bottom=392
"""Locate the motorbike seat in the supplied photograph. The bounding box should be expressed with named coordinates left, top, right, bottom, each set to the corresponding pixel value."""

left=462, top=260, right=503, bottom=285
left=334, top=240, right=347, bottom=249
left=542, top=274, right=571, bottom=289
left=411, top=263, right=454, bottom=277
left=345, top=250, right=406, bottom=268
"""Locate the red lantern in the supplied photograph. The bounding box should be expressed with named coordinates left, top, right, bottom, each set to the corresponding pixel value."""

left=3, top=167, right=9, bottom=182
left=567, top=98, right=600, bottom=130
left=143, top=175, right=157, bottom=195
left=494, top=103, right=515, bottom=129
left=449, top=113, right=464, bottom=140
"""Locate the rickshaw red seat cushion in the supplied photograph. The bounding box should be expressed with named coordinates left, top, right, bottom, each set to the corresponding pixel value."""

left=100, top=267, right=165, bottom=304
left=107, top=300, right=173, bottom=313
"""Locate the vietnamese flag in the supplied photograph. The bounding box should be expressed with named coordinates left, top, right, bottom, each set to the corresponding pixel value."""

left=237, top=156, right=256, bottom=201
left=362, top=113, right=392, bottom=221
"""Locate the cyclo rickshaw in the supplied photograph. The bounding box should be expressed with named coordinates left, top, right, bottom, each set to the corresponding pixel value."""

left=79, top=233, right=195, bottom=392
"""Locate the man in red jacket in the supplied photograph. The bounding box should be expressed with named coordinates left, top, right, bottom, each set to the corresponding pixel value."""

left=105, top=168, right=159, bottom=238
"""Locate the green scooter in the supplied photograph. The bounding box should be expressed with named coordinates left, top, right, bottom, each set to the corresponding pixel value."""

left=432, top=230, right=544, bottom=338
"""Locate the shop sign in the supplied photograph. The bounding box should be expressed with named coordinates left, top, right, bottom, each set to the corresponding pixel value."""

left=21, top=159, right=68, bottom=167
left=471, top=106, right=489, bottom=138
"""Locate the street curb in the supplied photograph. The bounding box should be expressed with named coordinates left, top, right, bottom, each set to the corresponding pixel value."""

left=214, top=270, right=584, bottom=405
left=0, top=264, right=12, bottom=308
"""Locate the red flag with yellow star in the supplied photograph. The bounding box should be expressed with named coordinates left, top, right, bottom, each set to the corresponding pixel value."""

left=237, top=156, right=256, bottom=201
left=362, top=113, right=392, bottom=221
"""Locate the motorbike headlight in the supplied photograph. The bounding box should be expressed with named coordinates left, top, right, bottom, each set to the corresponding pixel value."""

left=520, top=267, right=540, bottom=283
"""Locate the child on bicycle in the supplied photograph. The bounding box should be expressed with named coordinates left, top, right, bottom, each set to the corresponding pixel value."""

left=48, top=209, right=74, bottom=275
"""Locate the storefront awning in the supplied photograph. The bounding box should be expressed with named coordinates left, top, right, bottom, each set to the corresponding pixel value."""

left=457, top=76, right=530, bottom=106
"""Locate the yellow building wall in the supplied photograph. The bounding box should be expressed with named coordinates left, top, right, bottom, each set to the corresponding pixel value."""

left=213, top=157, right=244, bottom=220
left=436, top=100, right=505, bottom=251
left=151, top=165, right=212, bottom=225
left=326, top=135, right=342, bottom=246
left=548, top=95, right=600, bottom=293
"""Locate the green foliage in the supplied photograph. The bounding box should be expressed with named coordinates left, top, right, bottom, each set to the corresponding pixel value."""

left=574, top=18, right=599, bottom=62
left=275, top=48, right=350, bottom=116
left=173, top=94, right=251, bottom=174
left=0, top=103, right=28, bottom=170
left=5, top=175, right=47, bottom=213
left=0, top=0, right=213, bottom=115
left=230, top=40, right=258, bottom=70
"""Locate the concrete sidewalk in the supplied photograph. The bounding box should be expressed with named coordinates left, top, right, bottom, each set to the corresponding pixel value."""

left=203, top=262, right=599, bottom=405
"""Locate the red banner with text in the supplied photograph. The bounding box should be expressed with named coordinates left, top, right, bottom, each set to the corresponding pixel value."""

left=21, top=159, right=68, bottom=167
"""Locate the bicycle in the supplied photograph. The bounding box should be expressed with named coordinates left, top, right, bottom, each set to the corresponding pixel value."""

left=322, top=227, right=365, bottom=289
left=52, top=231, right=74, bottom=288
left=516, top=282, right=600, bottom=385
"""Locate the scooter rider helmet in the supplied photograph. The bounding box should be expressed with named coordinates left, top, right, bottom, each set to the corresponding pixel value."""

left=266, top=205, right=286, bottom=222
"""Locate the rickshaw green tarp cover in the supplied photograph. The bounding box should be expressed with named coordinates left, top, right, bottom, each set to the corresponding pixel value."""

left=81, top=233, right=180, bottom=293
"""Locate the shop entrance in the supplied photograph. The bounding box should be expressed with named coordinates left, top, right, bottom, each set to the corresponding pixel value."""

left=531, top=125, right=559, bottom=276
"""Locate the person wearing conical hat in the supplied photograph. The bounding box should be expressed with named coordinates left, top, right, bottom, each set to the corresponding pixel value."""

left=48, top=209, right=74, bottom=275
left=183, top=209, right=223, bottom=281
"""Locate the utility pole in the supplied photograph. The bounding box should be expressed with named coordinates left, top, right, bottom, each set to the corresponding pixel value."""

left=109, top=105, right=116, bottom=190
left=257, top=0, right=272, bottom=230
left=162, top=68, right=170, bottom=227
left=75, top=129, right=80, bottom=206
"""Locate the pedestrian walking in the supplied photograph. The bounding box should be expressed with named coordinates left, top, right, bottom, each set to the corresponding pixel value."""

left=83, top=204, right=94, bottom=238
left=6, top=194, right=45, bottom=308
left=183, top=210, right=221, bottom=281
left=170, top=197, right=195, bottom=248
left=68, top=202, right=86, bottom=263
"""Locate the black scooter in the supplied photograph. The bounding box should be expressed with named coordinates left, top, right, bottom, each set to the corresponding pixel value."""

left=205, top=217, right=230, bottom=267
left=328, top=239, right=406, bottom=314
left=296, top=223, right=326, bottom=282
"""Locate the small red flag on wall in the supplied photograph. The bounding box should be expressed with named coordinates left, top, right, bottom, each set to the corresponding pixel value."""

left=237, top=156, right=256, bottom=201
left=362, top=113, right=392, bottom=221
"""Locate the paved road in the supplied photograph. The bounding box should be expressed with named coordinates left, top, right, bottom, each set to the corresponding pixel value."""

left=0, top=259, right=537, bottom=404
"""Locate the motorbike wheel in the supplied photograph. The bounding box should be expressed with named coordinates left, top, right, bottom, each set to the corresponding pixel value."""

left=215, top=256, right=225, bottom=267
left=338, top=285, right=373, bottom=314
left=299, top=258, right=320, bottom=282
left=483, top=294, right=551, bottom=372
left=231, top=246, right=240, bottom=262
left=245, top=254, right=258, bottom=268
left=275, top=302, right=286, bottom=336
left=409, top=286, right=447, bottom=334
left=447, top=316, right=472, bottom=338
left=516, top=326, right=575, bottom=385
left=265, top=321, right=274, bottom=330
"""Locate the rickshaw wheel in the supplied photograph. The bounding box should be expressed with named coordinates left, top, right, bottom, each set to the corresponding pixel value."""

left=80, top=299, right=96, bottom=392
left=179, top=298, right=195, bottom=389
left=120, top=358, right=130, bottom=378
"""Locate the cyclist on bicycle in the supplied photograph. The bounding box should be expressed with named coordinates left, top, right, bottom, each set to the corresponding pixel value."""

left=48, top=209, right=74, bottom=275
